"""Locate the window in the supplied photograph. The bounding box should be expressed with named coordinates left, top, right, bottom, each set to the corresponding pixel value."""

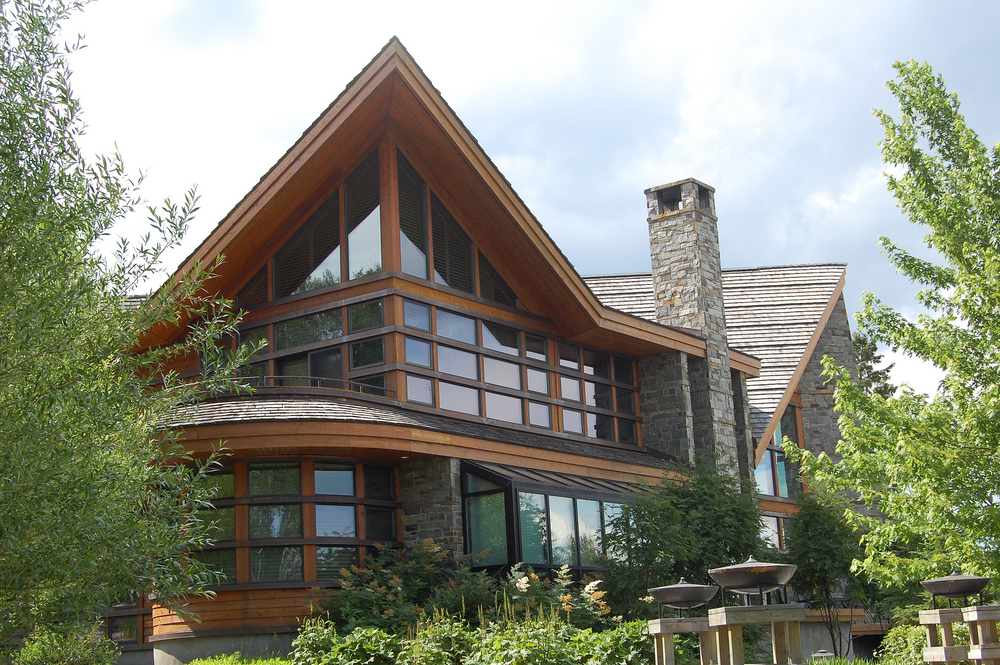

left=351, top=338, right=384, bottom=369
left=237, top=266, right=268, bottom=309
left=365, top=507, right=397, bottom=540
left=431, top=194, right=474, bottom=292
left=349, top=300, right=383, bottom=332
left=436, top=310, right=476, bottom=344
left=519, top=493, right=549, bottom=564
left=486, top=392, right=522, bottom=424
left=438, top=345, right=478, bottom=380
left=398, top=152, right=427, bottom=279
left=273, top=191, right=341, bottom=298
left=199, top=507, right=235, bottom=541
left=404, top=337, right=431, bottom=367
left=406, top=374, right=434, bottom=404
left=762, top=515, right=783, bottom=549
left=249, top=505, right=302, bottom=539
left=560, top=376, right=581, bottom=402
left=315, top=464, right=354, bottom=495
left=364, top=466, right=395, bottom=500
left=482, top=322, right=518, bottom=355
left=479, top=252, right=517, bottom=307
left=109, top=616, right=138, bottom=643
left=403, top=300, right=430, bottom=330
left=466, top=491, right=507, bottom=566
left=528, top=402, right=550, bottom=428
left=194, top=549, right=236, bottom=585
left=250, top=547, right=303, bottom=582
left=317, top=547, right=357, bottom=579
left=440, top=381, right=480, bottom=415
left=275, top=310, right=343, bottom=350
left=316, top=505, right=356, bottom=537
left=525, top=335, right=547, bottom=361
left=249, top=463, right=300, bottom=496
left=345, top=151, right=382, bottom=279
left=484, top=357, right=520, bottom=389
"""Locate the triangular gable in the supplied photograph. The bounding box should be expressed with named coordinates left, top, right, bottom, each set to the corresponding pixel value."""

left=153, top=38, right=704, bottom=360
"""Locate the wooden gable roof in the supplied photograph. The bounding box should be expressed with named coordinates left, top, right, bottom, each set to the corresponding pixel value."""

left=151, top=38, right=707, bottom=359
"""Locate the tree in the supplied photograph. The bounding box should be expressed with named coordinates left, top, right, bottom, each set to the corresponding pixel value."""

left=796, top=60, right=1000, bottom=588
left=782, top=488, right=860, bottom=656
left=853, top=331, right=896, bottom=399
left=602, top=462, right=764, bottom=620
left=0, top=0, right=251, bottom=647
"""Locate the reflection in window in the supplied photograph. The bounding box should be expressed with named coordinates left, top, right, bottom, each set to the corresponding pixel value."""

left=438, top=345, right=478, bottom=380
left=436, top=310, right=476, bottom=344
left=519, top=492, right=548, bottom=564
left=528, top=402, right=551, bottom=428
left=249, top=463, right=300, bottom=496
left=549, top=496, right=576, bottom=565
left=486, top=392, right=522, bottom=424
left=316, top=505, right=356, bottom=537
left=206, top=472, right=235, bottom=499
left=467, top=492, right=507, bottom=565
left=484, top=357, right=520, bottom=389
left=398, top=152, right=427, bottom=279
left=352, top=374, right=387, bottom=397
left=345, top=151, right=382, bottom=279
left=317, top=547, right=357, bottom=579
left=315, top=464, right=354, bottom=495
left=249, top=505, right=302, bottom=539
left=431, top=194, right=473, bottom=293
left=351, top=338, right=384, bottom=369
left=109, top=616, right=138, bottom=643
left=349, top=301, right=383, bottom=332
left=194, top=549, right=237, bottom=585
left=250, top=546, right=303, bottom=582
left=273, top=191, right=341, bottom=298
left=440, top=381, right=480, bottom=416
left=762, top=515, right=782, bottom=549
left=577, top=499, right=602, bottom=566
left=276, top=355, right=308, bottom=387
left=587, top=413, right=615, bottom=441
left=404, top=337, right=431, bottom=367
left=199, top=507, right=235, bottom=541
left=403, top=301, right=430, bottom=330
left=755, top=450, right=776, bottom=496
left=483, top=322, right=518, bottom=355
left=275, top=310, right=343, bottom=350
left=406, top=374, right=434, bottom=404
left=526, top=368, right=548, bottom=394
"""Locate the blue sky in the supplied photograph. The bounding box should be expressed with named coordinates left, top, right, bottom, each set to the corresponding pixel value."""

left=64, top=0, right=1000, bottom=392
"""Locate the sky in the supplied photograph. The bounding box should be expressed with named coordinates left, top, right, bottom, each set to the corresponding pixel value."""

left=62, top=0, right=1000, bottom=394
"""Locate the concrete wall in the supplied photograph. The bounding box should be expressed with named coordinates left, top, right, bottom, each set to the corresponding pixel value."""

left=399, top=457, right=464, bottom=558
left=152, top=632, right=294, bottom=665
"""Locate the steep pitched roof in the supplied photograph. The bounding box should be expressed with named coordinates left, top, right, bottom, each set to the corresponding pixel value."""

left=583, top=264, right=847, bottom=449
left=149, top=37, right=705, bottom=359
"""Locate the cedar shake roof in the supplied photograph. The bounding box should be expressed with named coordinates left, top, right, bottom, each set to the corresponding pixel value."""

left=583, top=263, right=847, bottom=441
left=168, top=395, right=668, bottom=469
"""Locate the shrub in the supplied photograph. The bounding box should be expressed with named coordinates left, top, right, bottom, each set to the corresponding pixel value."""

left=503, top=565, right=612, bottom=630
left=291, top=621, right=400, bottom=665
left=465, top=619, right=580, bottom=665
left=188, top=656, right=290, bottom=664
left=400, top=615, right=477, bottom=665
left=572, top=620, right=654, bottom=665
left=12, top=625, right=119, bottom=665
left=878, top=622, right=968, bottom=665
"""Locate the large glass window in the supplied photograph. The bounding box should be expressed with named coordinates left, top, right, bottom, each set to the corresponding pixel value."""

left=406, top=374, right=434, bottom=404
left=250, top=546, right=303, bottom=582
left=345, top=151, right=382, bottom=279
left=349, top=301, right=383, bottom=332
left=238, top=267, right=268, bottom=309
left=249, top=505, right=302, bottom=539
left=199, top=507, right=236, bottom=542
left=404, top=337, right=431, bottom=367
left=466, top=491, right=507, bottom=565
left=364, top=466, right=395, bottom=500
left=519, top=492, right=548, bottom=564
left=482, top=322, right=519, bottom=355
left=317, top=547, right=357, bottom=579
left=436, top=310, right=476, bottom=344
left=403, top=301, right=430, bottom=330
left=431, top=194, right=474, bottom=293
left=485, top=392, right=522, bottom=424
left=315, top=464, right=354, bottom=495
left=549, top=496, right=576, bottom=566
left=577, top=500, right=602, bottom=566
left=273, top=192, right=341, bottom=298
left=438, top=345, right=478, bottom=380
left=351, top=338, right=385, bottom=369
left=484, top=357, right=520, bottom=389
left=249, top=463, right=300, bottom=496
left=310, top=347, right=344, bottom=387
left=398, top=152, right=427, bottom=279
left=366, top=508, right=396, bottom=540
left=316, top=505, right=356, bottom=537
left=440, top=381, right=480, bottom=416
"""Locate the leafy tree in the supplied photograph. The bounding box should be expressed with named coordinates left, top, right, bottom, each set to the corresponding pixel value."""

left=782, top=488, right=860, bottom=656
left=602, top=462, right=764, bottom=620
left=853, top=331, right=896, bottom=399
left=0, top=0, right=251, bottom=647
left=797, top=60, right=1000, bottom=588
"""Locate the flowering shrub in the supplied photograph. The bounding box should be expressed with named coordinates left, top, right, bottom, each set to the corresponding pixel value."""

left=504, top=565, right=612, bottom=630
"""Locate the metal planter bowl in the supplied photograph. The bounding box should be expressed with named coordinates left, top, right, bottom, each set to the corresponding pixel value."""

left=647, top=578, right=719, bottom=609
left=708, top=556, right=797, bottom=594
left=921, top=572, right=991, bottom=599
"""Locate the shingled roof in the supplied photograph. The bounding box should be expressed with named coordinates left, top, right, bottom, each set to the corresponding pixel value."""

left=583, top=264, right=847, bottom=441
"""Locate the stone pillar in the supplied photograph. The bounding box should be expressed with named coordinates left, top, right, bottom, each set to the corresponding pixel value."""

left=730, top=369, right=755, bottom=480
left=639, top=351, right=695, bottom=463
left=399, top=457, right=463, bottom=559
left=646, top=179, right=738, bottom=471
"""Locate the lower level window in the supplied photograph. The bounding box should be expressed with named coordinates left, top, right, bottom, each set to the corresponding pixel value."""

left=317, top=546, right=357, bottom=579
left=250, top=546, right=303, bottom=582
left=193, top=549, right=237, bottom=584
left=109, top=616, right=137, bottom=643
left=465, top=492, right=507, bottom=566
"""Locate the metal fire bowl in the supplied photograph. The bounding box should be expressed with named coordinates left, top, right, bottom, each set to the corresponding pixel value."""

left=921, top=573, right=991, bottom=599
left=708, top=556, right=797, bottom=595
left=647, top=578, right=719, bottom=609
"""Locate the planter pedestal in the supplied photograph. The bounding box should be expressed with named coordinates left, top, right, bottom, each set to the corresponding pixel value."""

left=707, top=603, right=806, bottom=665
left=648, top=617, right=718, bottom=665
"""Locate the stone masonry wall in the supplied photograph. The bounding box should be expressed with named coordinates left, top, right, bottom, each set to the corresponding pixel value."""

left=638, top=351, right=694, bottom=463
left=399, top=458, right=463, bottom=559
left=799, top=294, right=857, bottom=459
left=730, top=369, right=754, bottom=480
left=646, top=179, right=738, bottom=471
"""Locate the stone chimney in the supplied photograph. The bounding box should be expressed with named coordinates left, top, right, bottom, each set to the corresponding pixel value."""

left=645, top=179, right=739, bottom=470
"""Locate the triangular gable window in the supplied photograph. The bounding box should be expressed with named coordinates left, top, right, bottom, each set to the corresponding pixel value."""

left=397, top=151, right=427, bottom=279
left=478, top=252, right=518, bottom=307
left=345, top=151, right=382, bottom=279
left=273, top=190, right=341, bottom=298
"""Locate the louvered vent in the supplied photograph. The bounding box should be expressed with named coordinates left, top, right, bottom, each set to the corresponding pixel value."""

left=431, top=194, right=473, bottom=293
left=478, top=252, right=518, bottom=307
left=346, top=151, right=382, bottom=278
left=397, top=151, right=427, bottom=278
left=273, top=191, right=341, bottom=298
left=237, top=266, right=268, bottom=309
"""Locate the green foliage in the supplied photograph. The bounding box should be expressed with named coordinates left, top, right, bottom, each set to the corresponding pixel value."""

left=0, top=0, right=253, bottom=647
left=798, top=60, right=1000, bottom=588
left=188, top=656, right=289, bottom=665
left=853, top=331, right=896, bottom=399
left=877, top=624, right=930, bottom=665
left=11, top=625, right=119, bottom=665
left=780, top=487, right=860, bottom=656
left=323, top=540, right=499, bottom=632
left=601, top=462, right=764, bottom=619
left=504, top=565, right=613, bottom=630
left=291, top=615, right=653, bottom=665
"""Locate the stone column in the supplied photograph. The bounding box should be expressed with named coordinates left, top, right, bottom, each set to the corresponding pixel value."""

left=646, top=179, right=738, bottom=471
left=639, top=351, right=695, bottom=463
left=399, top=457, right=464, bottom=559
left=730, top=369, right=755, bottom=480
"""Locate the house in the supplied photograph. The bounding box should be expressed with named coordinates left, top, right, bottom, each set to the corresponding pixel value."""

left=111, top=39, right=857, bottom=665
